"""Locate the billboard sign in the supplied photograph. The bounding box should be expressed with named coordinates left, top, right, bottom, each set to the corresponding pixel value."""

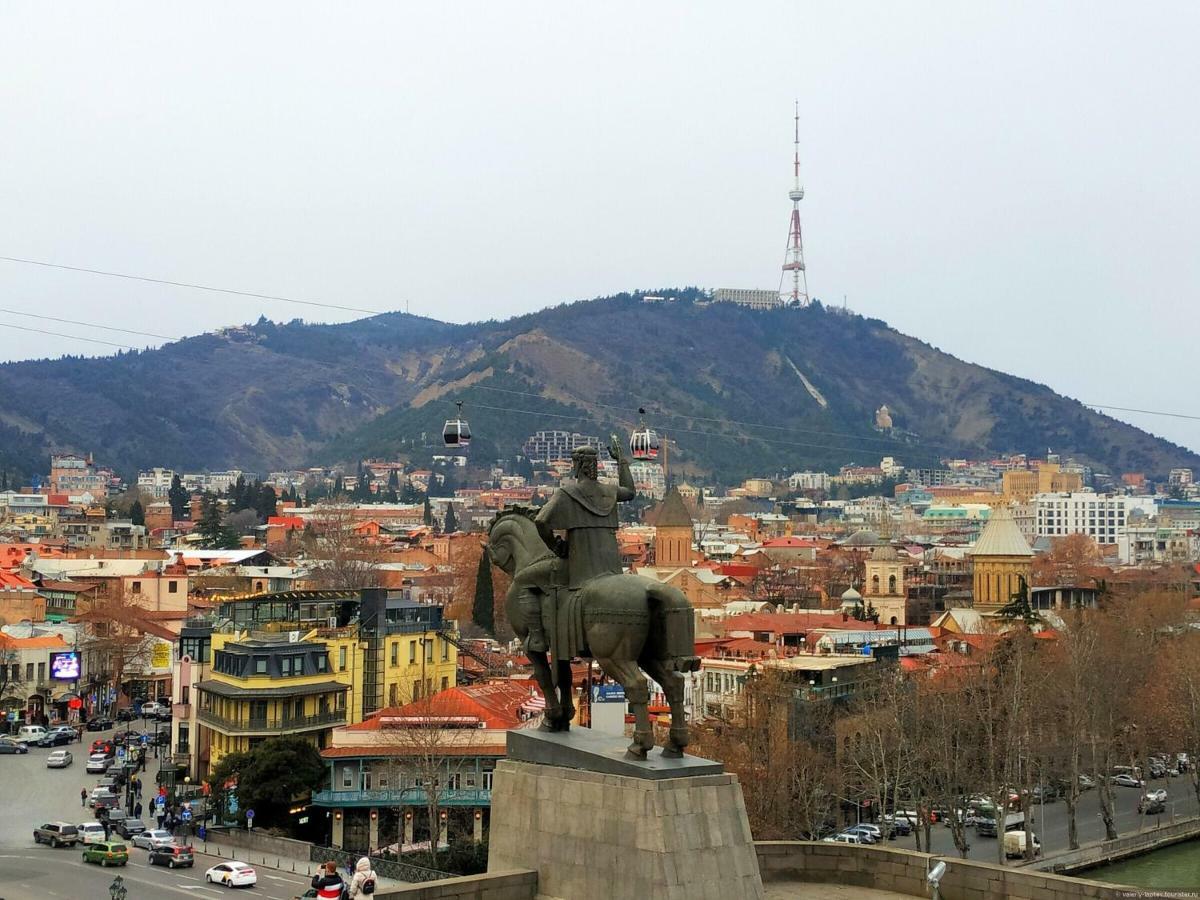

left=49, top=651, right=81, bottom=681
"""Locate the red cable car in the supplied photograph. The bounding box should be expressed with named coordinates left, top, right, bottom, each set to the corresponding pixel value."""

left=629, top=408, right=660, bottom=461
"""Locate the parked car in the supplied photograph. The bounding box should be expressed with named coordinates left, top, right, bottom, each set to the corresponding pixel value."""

left=148, top=843, right=195, bottom=869
left=46, top=750, right=73, bottom=768
left=98, top=807, right=128, bottom=825
left=114, top=818, right=146, bottom=839
left=1031, top=784, right=1061, bottom=804
left=86, top=752, right=114, bottom=774
left=1139, top=798, right=1167, bottom=815
left=82, top=840, right=128, bottom=867
left=88, top=790, right=118, bottom=811
left=37, top=726, right=77, bottom=747
left=1078, top=774, right=1096, bottom=791
left=33, top=822, right=79, bottom=848
left=822, top=832, right=869, bottom=845
left=154, top=707, right=173, bottom=722
left=0, top=737, right=29, bottom=754
left=76, top=822, right=106, bottom=845
left=1143, top=789, right=1168, bottom=803
left=116, top=709, right=136, bottom=723
left=139, top=701, right=162, bottom=717
left=131, top=828, right=175, bottom=850
left=841, top=824, right=881, bottom=843
left=86, top=716, right=114, bottom=732
left=206, top=861, right=257, bottom=887
left=90, top=738, right=115, bottom=754
left=881, top=814, right=913, bottom=836
left=1112, top=774, right=1144, bottom=788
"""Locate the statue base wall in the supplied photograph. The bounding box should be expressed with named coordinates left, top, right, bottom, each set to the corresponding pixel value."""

left=487, top=759, right=764, bottom=900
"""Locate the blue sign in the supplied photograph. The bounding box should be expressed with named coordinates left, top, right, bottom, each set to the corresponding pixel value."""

left=181, top=809, right=192, bottom=822
left=592, top=684, right=626, bottom=703
left=228, top=794, right=239, bottom=815
left=245, top=809, right=255, bottom=820
left=116, top=747, right=126, bottom=760
left=155, top=796, right=165, bottom=810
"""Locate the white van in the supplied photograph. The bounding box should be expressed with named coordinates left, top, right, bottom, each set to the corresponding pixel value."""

left=15, top=725, right=47, bottom=744
left=1004, top=831, right=1041, bottom=859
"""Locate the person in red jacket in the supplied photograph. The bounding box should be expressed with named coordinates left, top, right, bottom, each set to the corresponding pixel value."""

left=311, top=861, right=346, bottom=900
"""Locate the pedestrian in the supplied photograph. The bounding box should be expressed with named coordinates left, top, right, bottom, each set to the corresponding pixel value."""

left=348, top=856, right=377, bottom=898
left=102, top=819, right=111, bottom=841
left=310, top=861, right=345, bottom=900
left=157, top=812, right=165, bottom=829
left=81, top=788, right=87, bottom=808
left=134, top=801, right=142, bottom=819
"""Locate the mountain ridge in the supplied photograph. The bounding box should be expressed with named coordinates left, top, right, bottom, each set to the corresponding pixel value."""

left=0, top=293, right=1195, bottom=483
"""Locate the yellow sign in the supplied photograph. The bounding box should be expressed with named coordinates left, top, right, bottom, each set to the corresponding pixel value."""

left=151, top=642, right=172, bottom=670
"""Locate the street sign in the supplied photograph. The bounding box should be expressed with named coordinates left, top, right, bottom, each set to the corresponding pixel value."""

left=116, top=747, right=126, bottom=760
left=245, top=809, right=254, bottom=820
left=181, top=808, right=192, bottom=822
left=155, top=796, right=165, bottom=810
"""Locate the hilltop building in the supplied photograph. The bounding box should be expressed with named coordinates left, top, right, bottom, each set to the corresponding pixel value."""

left=712, top=288, right=784, bottom=310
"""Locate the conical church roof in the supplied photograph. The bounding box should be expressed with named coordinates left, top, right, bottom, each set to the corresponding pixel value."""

left=971, top=506, right=1033, bottom=558
left=652, top=487, right=693, bottom=529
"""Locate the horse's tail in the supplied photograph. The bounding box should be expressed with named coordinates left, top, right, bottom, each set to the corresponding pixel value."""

left=646, top=583, right=701, bottom=673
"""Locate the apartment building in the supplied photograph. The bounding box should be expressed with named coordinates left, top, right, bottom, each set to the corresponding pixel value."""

left=1033, top=492, right=1156, bottom=544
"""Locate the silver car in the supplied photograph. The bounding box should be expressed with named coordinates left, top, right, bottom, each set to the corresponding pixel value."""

left=131, top=829, right=175, bottom=850
left=46, top=750, right=73, bottom=768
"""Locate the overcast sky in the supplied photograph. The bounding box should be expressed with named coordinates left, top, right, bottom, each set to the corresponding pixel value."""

left=2, top=3, right=1198, bottom=452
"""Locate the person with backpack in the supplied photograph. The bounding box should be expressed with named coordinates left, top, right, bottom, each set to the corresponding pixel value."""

left=348, top=857, right=377, bottom=898
left=311, top=861, right=346, bottom=900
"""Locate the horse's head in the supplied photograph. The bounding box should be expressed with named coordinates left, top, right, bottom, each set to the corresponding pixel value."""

left=486, top=505, right=539, bottom=574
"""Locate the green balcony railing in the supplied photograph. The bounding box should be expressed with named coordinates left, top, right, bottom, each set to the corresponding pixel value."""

left=311, top=787, right=491, bottom=807
left=196, top=708, right=346, bottom=734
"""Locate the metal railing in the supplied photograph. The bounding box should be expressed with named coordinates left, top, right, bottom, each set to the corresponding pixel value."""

left=196, top=708, right=346, bottom=734
left=312, top=845, right=448, bottom=884
left=312, top=787, right=491, bottom=807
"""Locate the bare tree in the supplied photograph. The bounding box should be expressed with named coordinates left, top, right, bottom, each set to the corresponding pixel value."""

left=916, top=670, right=984, bottom=858
left=303, top=499, right=385, bottom=590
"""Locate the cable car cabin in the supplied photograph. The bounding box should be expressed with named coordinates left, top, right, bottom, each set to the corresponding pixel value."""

left=629, top=427, right=660, bottom=461
left=443, top=417, right=471, bottom=448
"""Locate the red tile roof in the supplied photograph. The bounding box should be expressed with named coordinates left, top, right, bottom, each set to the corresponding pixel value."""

left=349, top=681, right=545, bottom=731
left=322, top=744, right=507, bottom=759
left=720, top=612, right=861, bottom=636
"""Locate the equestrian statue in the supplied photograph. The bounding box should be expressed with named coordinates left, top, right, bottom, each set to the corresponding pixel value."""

left=486, top=437, right=700, bottom=760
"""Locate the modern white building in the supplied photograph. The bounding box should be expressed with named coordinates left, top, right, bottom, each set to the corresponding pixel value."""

left=137, top=467, right=176, bottom=499
left=1033, top=492, right=1157, bottom=545
left=712, top=288, right=784, bottom=310
left=788, top=471, right=830, bottom=492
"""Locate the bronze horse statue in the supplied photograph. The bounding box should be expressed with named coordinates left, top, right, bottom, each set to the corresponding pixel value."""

left=487, top=507, right=699, bottom=759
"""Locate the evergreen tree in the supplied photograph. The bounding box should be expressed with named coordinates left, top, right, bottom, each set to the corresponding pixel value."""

left=168, top=474, right=190, bottom=520
left=387, top=470, right=400, bottom=493
left=998, top=575, right=1040, bottom=627
left=129, top=499, right=145, bottom=527
left=255, top=483, right=278, bottom=519
left=196, top=497, right=241, bottom=549
left=423, top=496, right=433, bottom=526
left=472, top=550, right=495, bottom=635
left=443, top=503, right=458, bottom=534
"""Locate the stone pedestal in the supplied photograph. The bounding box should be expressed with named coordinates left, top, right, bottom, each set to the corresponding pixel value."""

left=488, top=759, right=764, bottom=900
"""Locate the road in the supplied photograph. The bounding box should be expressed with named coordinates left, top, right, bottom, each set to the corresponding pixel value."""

left=882, top=777, right=1200, bottom=863
left=0, top=727, right=314, bottom=900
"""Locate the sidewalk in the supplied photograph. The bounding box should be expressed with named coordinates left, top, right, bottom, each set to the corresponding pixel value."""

left=202, top=834, right=407, bottom=891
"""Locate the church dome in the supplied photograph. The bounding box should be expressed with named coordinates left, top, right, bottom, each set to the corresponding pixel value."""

left=871, top=545, right=899, bottom=561
left=840, top=586, right=862, bottom=602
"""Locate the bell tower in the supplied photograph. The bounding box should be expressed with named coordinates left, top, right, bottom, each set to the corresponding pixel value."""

left=653, top=488, right=694, bottom=568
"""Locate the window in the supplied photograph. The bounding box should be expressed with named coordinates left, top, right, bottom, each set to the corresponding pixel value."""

left=281, top=655, right=304, bottom=677
left=37, top=662, right=45, bottom=682
left=389, top=684, right=398, bottom=706
left=181, top=686, right=189, bottom=705
left=26, top=663, right=34, bottom=682
left=316, top=654, right=328, bottom=673
left=342, top=767, right=354, bottom=788
left=441, top=640, right=449, bottom=661
left=130, top=581, right=141, bottom=594
left=338, top=647, right=347, bottom=671
left=254, top=657, right=268, bottom=675
left=425, top=640, right=434, bottom=663
left=168, top=581, right=178, bottom=594
left=409, top=641, right=416, bottom=664
left=390, top=642, right=398, bottom=667
left=483, top=772, right=493, bottom=791
left=177, top=723, right=190, bottom=754
left=441, top=676, right=449, bottom=692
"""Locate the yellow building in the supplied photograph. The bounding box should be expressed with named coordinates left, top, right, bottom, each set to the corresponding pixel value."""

left=198, top=591, right=458, bottom=774
left=1003, top=464, right=1084, bottom=503
left=863, top=545, right=909, bottom=626
left=970, top=506, right=1033, bottom=612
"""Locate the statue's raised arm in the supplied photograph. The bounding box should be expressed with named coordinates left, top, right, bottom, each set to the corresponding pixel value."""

left=609, top=433, right=636, bottom=502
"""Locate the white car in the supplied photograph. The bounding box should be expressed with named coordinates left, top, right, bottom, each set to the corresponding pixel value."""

left=76, top=822, right=107, bottom=845
left=1112, top=774, right=1144, bottom=788
left=1143, top=789, right=1168, bottom=803
left=85, top=753, right=114, bottom=774
left=206, top=861, right=257, bottom=887
left=822, top=832, right=868, bottom=844
left=139, top=702, right=163, bottom=717
left=46, top=750, right=73, bottom=768
left=131, top=829, right=175, bottom=850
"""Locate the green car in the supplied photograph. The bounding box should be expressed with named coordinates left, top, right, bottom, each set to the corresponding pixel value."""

left=82, top=840, right=128, bottom=867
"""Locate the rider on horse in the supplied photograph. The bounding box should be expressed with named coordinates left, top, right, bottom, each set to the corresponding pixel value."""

left=521, top=437, right=634, bottom=653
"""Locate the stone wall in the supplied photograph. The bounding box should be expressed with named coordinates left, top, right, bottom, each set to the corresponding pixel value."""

left=1030, top=815, right=1200, bottom=874
left=204, top=827, right=316, bottom=864
left=489, top=759, right=763, bottom=900
left=755, top=841, right=1132, bottom=899
left=377, top=869, right=537, bottom=900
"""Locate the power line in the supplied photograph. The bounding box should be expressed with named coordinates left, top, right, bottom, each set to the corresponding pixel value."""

left=0, top=308, right=176, bottom=341
left=1083, top=403, right=1200, bottom=423
left=0, top=255, right=389, bottom=316
left=0, top=321, right=140, bottom=350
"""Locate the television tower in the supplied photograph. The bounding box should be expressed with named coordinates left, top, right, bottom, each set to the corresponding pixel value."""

left=781, top=100, right=810, bottom=306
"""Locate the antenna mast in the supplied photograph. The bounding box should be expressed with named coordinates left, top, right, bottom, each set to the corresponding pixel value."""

left=781, top=100, right=810, bottom=306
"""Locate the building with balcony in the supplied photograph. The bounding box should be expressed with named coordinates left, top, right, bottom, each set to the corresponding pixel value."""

left=170, top=620, right=213, bottom=779
left=313, top=680, right=544, bottom=854
left=195, top=630, right=359, bottom=773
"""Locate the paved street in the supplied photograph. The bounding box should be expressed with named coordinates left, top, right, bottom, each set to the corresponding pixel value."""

left=883, top=778, right=1200, bottom=863
left=0, top=727, right=314, bottom=900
